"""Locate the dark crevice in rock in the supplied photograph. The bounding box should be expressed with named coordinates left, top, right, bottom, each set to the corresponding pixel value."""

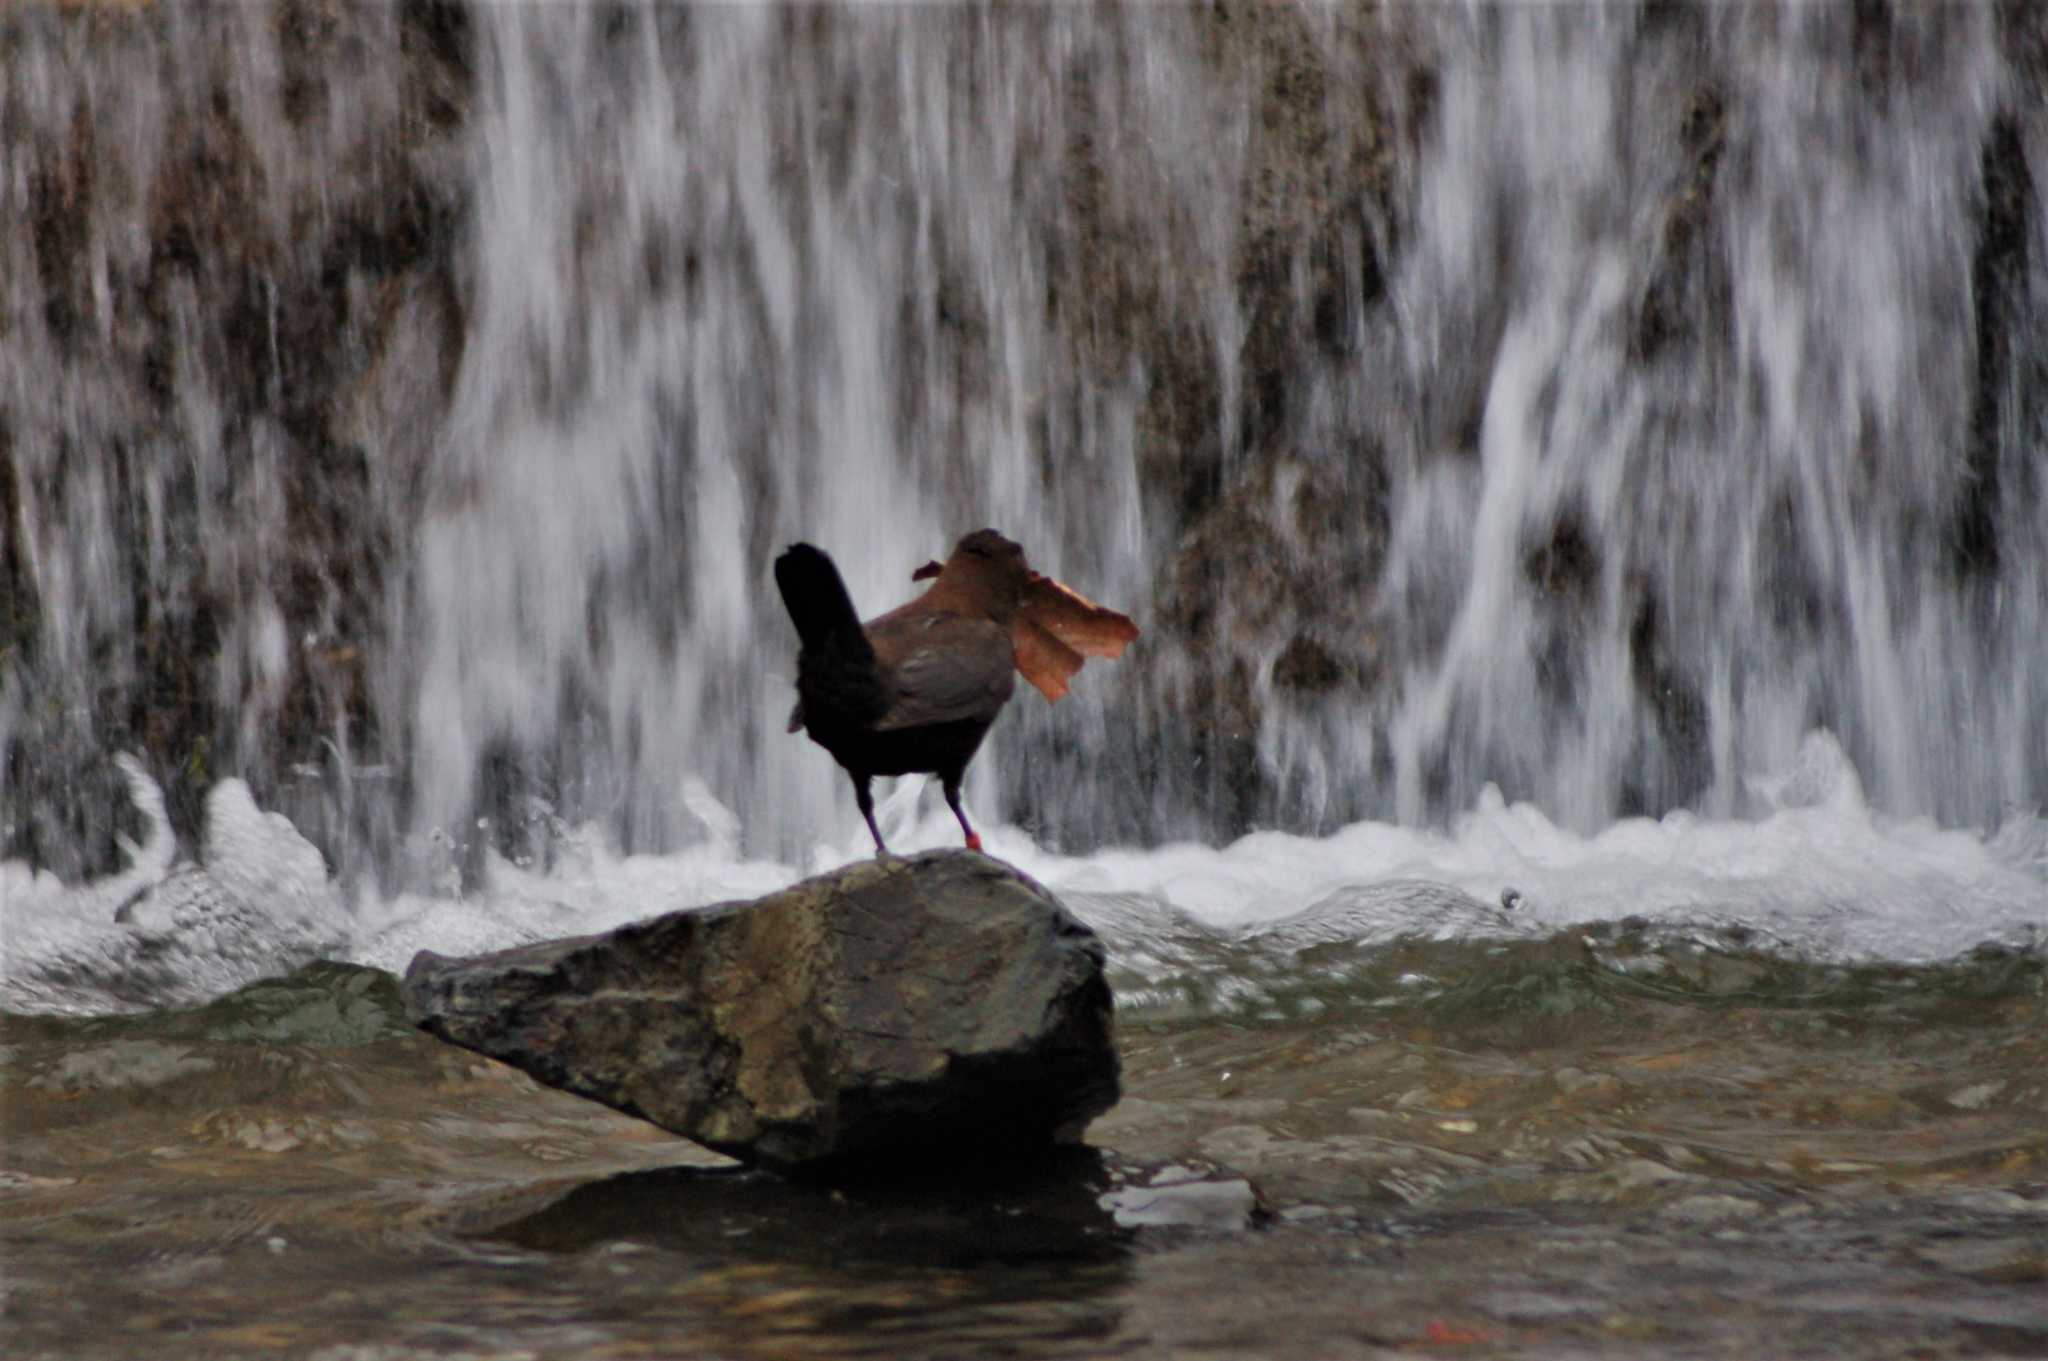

left=1632, top=80, right=1727, bottom=364
left=1626, top=587, right=1711, bottom=812
left=1960, top=110, right=2034, bottom=580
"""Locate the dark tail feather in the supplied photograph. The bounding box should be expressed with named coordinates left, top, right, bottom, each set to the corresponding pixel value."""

left=775, top=543, right=873, bottom=661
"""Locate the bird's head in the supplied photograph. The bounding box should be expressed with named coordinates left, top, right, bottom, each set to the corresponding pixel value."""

left=954, top=528, right=1025, bottom=567
left=927, top=528, right=1029, bottom=620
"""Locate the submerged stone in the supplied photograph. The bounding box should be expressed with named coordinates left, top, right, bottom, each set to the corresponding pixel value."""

left=401, top=851, right=1119, bottom=1173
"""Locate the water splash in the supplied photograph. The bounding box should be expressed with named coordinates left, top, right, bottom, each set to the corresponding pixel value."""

left=5, top=734, right=2038, bottom=1016
left=1, top=758, right=342, bottom=1014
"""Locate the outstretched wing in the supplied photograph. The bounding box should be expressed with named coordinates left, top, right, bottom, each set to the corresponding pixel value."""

left=1013, top=572, right=1139, bottom=702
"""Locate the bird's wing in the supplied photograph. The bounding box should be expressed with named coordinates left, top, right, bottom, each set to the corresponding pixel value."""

left=1013, top=615, right=1084, bottom=702
left=1010, top=573, right=1138, bottom=702
left=1019, top=573, right=1139, bottom=657
left=871, top=613, right=1016, bottom=731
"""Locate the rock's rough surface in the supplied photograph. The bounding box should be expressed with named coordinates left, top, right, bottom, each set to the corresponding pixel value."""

left=401, top=851, right=1119, bottom=1172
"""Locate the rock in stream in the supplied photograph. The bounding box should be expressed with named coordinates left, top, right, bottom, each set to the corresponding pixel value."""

left=401, top=851, right=1119, bottom=1173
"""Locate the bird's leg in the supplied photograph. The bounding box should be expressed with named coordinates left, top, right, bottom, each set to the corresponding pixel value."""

left=942, top=776, right=981, bottom=852
left=853, top=775, right=890, bottom=856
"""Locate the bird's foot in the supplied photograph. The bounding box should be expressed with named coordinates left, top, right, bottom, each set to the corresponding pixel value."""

left=964, top=832, right=983, bottom=853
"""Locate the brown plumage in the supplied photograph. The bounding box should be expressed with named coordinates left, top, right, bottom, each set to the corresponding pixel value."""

left=774, top=528, right=1135, bottom=854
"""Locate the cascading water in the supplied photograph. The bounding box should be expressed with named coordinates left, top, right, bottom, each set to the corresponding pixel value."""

left=1367, top=5, right=2047, bottom=834
left=397, top=3, right=1168, bottom=875
left=3, top=3, right=2044, bottom=896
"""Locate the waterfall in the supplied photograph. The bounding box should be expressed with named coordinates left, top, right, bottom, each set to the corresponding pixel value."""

left=5, top=3, right=2043, bottom=888
left=1369, top=5, right=2045, bottom=832
left=398, top=4, right=1175, bottom=873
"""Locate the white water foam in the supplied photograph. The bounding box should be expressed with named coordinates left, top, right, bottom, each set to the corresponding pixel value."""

left=4, top=734, right=2039, bottom=1016
left=1, top=758, right=343, bottom=1014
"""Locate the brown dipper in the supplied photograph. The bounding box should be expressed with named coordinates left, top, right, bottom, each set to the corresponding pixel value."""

left=774, top=529, right=1136, bottom=854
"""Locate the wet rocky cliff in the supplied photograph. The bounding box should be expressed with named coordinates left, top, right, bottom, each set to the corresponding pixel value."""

left=6, top=3, right=2045, bottom=884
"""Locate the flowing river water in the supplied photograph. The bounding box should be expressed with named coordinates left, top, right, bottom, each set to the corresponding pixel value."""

left=4, top=4, right=2047, bottom=1358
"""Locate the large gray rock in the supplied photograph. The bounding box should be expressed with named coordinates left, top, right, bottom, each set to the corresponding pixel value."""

left=401, top=851, right=1119, bottom=1172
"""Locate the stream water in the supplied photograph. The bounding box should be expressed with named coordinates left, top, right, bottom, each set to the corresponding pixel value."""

left=5, top=741, right=2044, bottom=1358
left=5, top=4, right=2047, bottom=1358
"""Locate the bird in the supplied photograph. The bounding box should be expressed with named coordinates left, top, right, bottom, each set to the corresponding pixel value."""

left=774, top=528, right=1136, bottom=855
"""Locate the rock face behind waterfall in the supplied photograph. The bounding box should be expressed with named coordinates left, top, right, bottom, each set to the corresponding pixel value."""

left=13, top=6, right=2048, bottom=880
left=400, top=852, right=1119, bottom=1173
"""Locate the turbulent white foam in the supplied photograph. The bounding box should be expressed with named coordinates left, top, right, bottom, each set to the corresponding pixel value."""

left=355, top=727, right=2044, bottom=972
left=0, top=759, right=343, bottom=1014
left=0, top=755, right=179, bottom=1012
left=1024, top=735, right=2047, bottom=965
left=0, top=754, right=175, bottom=929
left=3, top=733, right=2042, bottom=1015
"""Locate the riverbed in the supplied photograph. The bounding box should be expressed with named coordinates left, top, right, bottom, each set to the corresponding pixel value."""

left=6, top=919, right=2044, bottom=1360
